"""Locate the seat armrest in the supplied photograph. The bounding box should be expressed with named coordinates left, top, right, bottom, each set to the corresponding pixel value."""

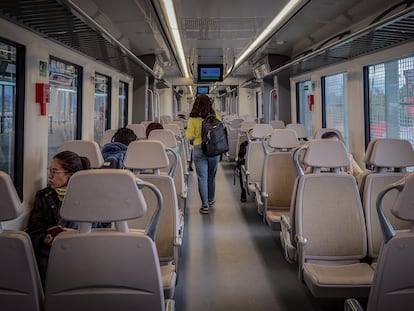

left=344, top=298, right=364, bottom=311
left=175, top=235, right=183, bottom=247
left=295, top=234, right=307, bottom=281
left=281, top=215, right=291, bottom=233
left=165, top=299, right=176, bottom=311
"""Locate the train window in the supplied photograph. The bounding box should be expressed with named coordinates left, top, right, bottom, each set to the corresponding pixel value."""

left=296, top=80, right=313, bottom=138
left=94, top=73, right=111, bottom=143
left=367, top=56, right=414, bottom=147
left=0, top=39, right=24, bottom=198
left=118, top=81, right=128, bottom=128
left=48, top=58, right=82, bottom=164
left=322, top=72, right=349, bottom=147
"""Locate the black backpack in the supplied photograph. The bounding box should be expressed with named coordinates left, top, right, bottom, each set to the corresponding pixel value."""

left=201, top=114, right=229, bottom=157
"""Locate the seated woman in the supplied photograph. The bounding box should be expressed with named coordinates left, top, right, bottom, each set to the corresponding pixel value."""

left=25, top=150, right=95, bottom=287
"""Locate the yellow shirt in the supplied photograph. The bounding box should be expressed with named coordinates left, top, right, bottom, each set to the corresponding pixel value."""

left=186, top=113, right=221, bottom=146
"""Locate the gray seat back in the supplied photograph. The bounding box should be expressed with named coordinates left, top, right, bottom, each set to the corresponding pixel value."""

left=127, top=123, right=147, bottom=139
left=362, top=139, right=414, bottom=260
left=44, top=169, right=166, bottom=311
left=0, top=171, right=44, bottom=311
left=59, top=140, right=104, bottom=168
left=297, top=140, right=366, bottom=261
left=286, top=123, right=308, bottom=143
left=124, top=140, right=180, bottom=264
left=296, top=140, right=371, bottom=298
left=365, top=173, right=414, bottom=310
left=262, top=129, right=299, bottom=229
left=269, top=119, right=285, bottom=129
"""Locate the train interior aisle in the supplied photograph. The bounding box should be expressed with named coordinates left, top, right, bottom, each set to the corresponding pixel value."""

left=175, top=160, right=345, bottom=311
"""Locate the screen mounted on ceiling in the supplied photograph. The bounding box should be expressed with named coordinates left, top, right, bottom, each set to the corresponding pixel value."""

left=198, top=64, right=223, bottom=82
left=197, top=86, right=209, bottom=94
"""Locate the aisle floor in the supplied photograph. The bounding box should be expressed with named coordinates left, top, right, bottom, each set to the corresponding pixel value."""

left=174, top=161, right=346, bottom=311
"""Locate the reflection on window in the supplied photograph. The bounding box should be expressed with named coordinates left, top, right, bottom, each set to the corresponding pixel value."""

left=367, top=56, right=414, bottom=148
left=0, top=42, right=16, bottom=178
left=296, top=80, right=313, bottom=138
left=48, top=58, right=80, bottom=163
left=94, top=73, right=110, bottom=143
left=118, top=81, right=128, bottom=128
left=323, top=72, right=348, bottom=146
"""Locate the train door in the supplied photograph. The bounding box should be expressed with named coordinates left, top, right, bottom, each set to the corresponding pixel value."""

left=48, top=58, right=81, bottom=164
left=296, top=80, right=313, bottom=138
left=94, top=73, right=111, bottom=143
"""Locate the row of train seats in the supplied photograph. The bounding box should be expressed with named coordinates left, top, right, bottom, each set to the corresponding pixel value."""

left=0, top=168, right=174, bottom=310
left=0, top=119, right=192, bottom=310
left=225, top=118, right=414, bottom=306
left=274, top=138, right=414, bottom=306
left=59, top=126, right=190, bottom=299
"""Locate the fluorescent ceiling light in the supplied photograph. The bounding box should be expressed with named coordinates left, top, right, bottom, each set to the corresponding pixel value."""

left=160, top=0, right=190, bottom=78
left=229, top=0, right=305, bottom=75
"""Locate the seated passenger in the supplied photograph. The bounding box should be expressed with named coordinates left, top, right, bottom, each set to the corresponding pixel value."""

left=25, top=150, right=93, bottom=287
left=145, top=122, right=164, bottom=138
left=101, top=127, right=137, bottom=168
left=235, top=128, right=253, bottom=202
left=320, top=131, right=363, bottom=181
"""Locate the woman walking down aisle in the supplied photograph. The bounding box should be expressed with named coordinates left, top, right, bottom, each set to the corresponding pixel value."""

left=186, top=95, right=221, bottom=214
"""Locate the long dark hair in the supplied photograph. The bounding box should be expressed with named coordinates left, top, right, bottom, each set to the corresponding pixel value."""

left=189, top=94, right=215, bottom=118
left=112, top=127, right=137, bottom=146
left=53, top=150, right=91, bottom=174
left=146, top=122, right=164, bottom=138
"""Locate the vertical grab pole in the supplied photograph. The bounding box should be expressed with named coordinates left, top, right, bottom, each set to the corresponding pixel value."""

left=155, top=91, right=160, bottom=123
left=269, top=89, right=276, bottom=121
left=147, top=88, right=154, bottom=121
left=145, top=76, right=149, bottom=121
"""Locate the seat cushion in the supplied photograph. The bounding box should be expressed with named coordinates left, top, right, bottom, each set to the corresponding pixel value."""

left=303, top=262, right=374, bottom=298
left=161, top=264, right=176, bottom=299
left=266, top=208, right=289, bottom=230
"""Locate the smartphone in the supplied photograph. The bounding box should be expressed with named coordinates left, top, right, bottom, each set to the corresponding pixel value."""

left=47, top=225, right=64, bottom=237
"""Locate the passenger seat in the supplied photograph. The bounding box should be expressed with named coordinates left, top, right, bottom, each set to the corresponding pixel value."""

left=360, top=138, right=414, bottom=268
left=0, top=171, right=43, bottom=311
left=124, top=140, right=181, bottom=299
left=259, top=129, right=299, bottom=230
left=345, top=173, right=414, bottom=310
left=293, top=140, right=374, bottom=298
left=44, top=169, right=174, bottom=310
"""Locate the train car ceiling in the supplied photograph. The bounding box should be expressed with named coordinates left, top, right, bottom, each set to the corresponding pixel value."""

left=0, top=0, right=413, bottom=89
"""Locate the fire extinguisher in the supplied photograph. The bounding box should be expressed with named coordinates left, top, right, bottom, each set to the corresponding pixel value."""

left=308, top=94, right=314, bottom=111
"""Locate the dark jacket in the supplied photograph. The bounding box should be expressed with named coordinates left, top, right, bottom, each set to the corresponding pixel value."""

left=26, top=187, right=66, bottom=286
left=101, top=141, right=128, bottom=168
left=26, top=186, right=109, bottom=286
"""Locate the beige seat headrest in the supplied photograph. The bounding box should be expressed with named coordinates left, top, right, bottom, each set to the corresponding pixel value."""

left=304, top=139, right=350, bottom=168
left=251, top=124, right=273, bottom=139
left=370, top=139, right=414, bottom=168
left=61, top=169, right=147, bottom=222
left=124, top=140, right=169, bottom=170
left=268, top=129, right=299, bottom=149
